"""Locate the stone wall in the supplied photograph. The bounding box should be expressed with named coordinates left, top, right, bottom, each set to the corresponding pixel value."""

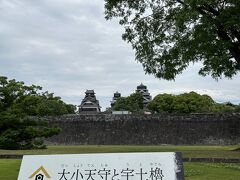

left=47, top=113, right=240, bottom=145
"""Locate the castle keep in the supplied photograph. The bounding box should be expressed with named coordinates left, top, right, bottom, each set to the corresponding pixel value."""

left=78, top=90, right=101, bottom=113
left=135, top=83, right=152, bottom=106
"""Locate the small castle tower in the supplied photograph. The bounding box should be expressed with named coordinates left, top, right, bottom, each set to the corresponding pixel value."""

left=79, top=90, right=101, bottom=113
left=110, top=91, right=121, bottom=107
left=136, top=83, right=152, bottom=106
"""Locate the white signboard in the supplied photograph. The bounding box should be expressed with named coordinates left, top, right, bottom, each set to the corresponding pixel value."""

left=18, top=152, right=184, bottom=180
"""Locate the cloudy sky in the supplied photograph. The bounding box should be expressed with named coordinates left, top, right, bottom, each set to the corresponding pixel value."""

left=1, top=0, right=240, bottom=110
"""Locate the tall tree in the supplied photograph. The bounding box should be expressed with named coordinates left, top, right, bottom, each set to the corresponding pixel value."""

left=0, top=76, right=76, bottom=149
left=112, top=92, right=144, bottom=113
left=105, top=0, right=240, bottom=80
left=147, top=93, right=175, bottom=113
left=148, top=92, right=215, bottom=113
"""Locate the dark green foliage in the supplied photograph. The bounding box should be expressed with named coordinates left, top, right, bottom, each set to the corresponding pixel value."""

left=0, top=112, right=61, bottom=150
left=174, top=92, right=214, bottom=113
left=0, top=76, right=75, bottom=149
left=65, top=104, right=76, bottom=114
left=36, top=99, right=68, bottom=116
left=148, top=94, right=176, bottom=113
left=210, top=103, right=236, bottom=112
left=148, top=91, right=215, bottom=113
left=0, top=76, right=75, bottom=116
left=235, top=104, right=240, bottom=112
left=112, top=92, right=144, bottom=113
left=148, top=91, right=239, bottom=113
left=105, top=0, right=240, bottom=80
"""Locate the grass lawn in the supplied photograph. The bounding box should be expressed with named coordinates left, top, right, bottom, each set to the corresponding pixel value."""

left=0, top=159, right=239, bottom=180
left=0, top=145, right=239, bottom=158
left=184, top=163, right=240, bottom=180
left=0, top=159, right=21, bottom=180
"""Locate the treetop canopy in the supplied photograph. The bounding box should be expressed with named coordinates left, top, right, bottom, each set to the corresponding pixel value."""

left=105, top=0, right=240, bottom=80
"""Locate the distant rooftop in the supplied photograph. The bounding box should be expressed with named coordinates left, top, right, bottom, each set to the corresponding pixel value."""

left=137, top=83, right=147, bottom=89
left=85, top=90, right=95, bottom=94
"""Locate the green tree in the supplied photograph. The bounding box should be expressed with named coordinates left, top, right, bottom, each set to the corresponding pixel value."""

left=0, top=112, right=60, bottom=149
left=210, top=103, right=236, bottom=112
left=148, top=91, right=214, bottom=113
left=0, top=76, right=41, bottom=113
left=65, top=104, right=76, bottom=114
left=148, top=93, right=175, bottom=113
left=1, top=83, right=75, bottom=117
left=36, top=99, right=68, bottom=116
left=234, top=104, right=240, bottom=112
left=105, top=0, right=240, bottom=80
left=0, top=76, right=67, bottom=149
left=39, top=92, right=76, bottom=114
left=112, top=92, right=144, bottom=113
left=112, top=97, right=128, bottom=111
left=174, top=92, right=214, bottom=113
